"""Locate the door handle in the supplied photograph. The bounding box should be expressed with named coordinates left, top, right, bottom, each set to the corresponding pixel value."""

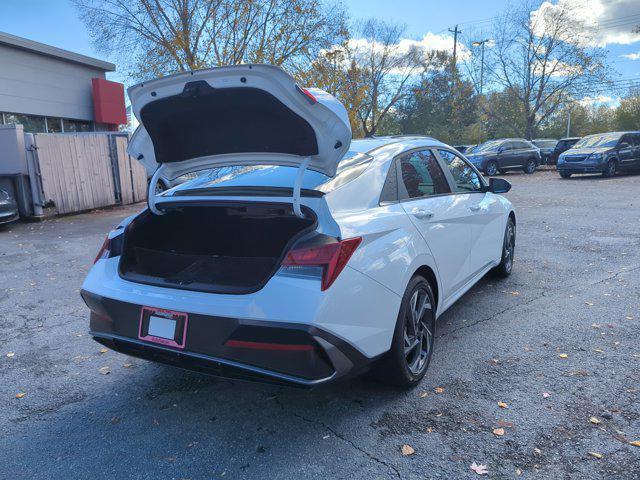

left=469, top=205, right=481, bottom=212
left=411, top=207, right=434, bottom=220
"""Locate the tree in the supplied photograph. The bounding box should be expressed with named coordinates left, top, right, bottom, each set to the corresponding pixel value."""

left=74, top=0, right=348, bottom=80
left=615, top=90, right=640, bottom=130
left=349, top=19, right=435, bottom=137
left=299, top=44, right=369, bottom=136
left=483, top=0, right=608, bottom=139
left=394, top=64, right=480, bottom=144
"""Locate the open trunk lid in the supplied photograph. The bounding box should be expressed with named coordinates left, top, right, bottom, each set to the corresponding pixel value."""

left=127, top=64, right=351, bottom=180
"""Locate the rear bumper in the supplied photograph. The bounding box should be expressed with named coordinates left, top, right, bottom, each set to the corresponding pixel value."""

left=81, top=290, right=376, bottom=388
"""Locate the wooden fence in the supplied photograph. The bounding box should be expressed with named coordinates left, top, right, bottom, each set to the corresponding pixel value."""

left=35, top=133, right=147, bottom=215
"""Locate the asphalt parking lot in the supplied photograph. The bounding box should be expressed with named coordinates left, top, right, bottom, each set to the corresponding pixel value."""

left=1, top=169, right=639, bottom=479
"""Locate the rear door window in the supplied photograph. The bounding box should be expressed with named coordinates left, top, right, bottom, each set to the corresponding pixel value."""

left=437, top=149, right=483, bottom=192
left=397, top=150, right=451, bottom=200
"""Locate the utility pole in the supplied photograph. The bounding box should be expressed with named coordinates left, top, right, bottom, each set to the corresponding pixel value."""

left=448, top=25, right=460, bottom=71
left=472, top=39, right=489, bottom=95
left=566, top=109, right=571, bottom=137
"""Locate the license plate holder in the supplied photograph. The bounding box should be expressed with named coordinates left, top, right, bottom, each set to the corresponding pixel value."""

left=138, top=306, right=188, bottom=349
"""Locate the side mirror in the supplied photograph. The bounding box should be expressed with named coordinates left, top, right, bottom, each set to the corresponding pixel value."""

left=488, top=177, right=511, bottom=194
left=619, top=142, right=629, bottom=149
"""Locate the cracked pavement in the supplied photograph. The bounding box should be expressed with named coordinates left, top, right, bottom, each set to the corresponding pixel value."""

left=1, top=170, right=639, bottom=479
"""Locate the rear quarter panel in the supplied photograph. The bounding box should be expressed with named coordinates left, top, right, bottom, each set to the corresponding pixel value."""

left=332, top=203, right=442, bottom=313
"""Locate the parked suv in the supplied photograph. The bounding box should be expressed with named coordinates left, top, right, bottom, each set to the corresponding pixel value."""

left=466, top=138, right=541, bottom=175
left=557, top=131, right=640, bottom=178
left=532, top=139, right=558, bottom=165
left=549, top=137, right=580, bottom=165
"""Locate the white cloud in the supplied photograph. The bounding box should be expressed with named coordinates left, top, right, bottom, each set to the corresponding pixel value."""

left=579, top=95, right=620, bottom=106
left=621, top=51, right=640, bottom=60
left=347, top=32, right=469, bottom=61
left=531, top=0, right=640, bottom=47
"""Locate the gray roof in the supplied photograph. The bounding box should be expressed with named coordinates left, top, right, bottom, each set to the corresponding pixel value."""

left=0, top=31, right=115, bottom=72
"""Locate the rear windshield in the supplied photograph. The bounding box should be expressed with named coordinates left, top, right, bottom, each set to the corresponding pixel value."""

left=171, top=151, right=373, bottom=194
left=574, top=133, right=621, bottom=148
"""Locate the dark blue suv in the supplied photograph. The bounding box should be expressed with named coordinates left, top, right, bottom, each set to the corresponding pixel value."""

left=557, top=131, right=640, bottom=178
left=466, top=138, right=541, bottom=176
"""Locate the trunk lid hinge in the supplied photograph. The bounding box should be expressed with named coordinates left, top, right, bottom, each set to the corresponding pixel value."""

left=148, top=164, right=166, bottom=215
left=293, top=157, right=311, bottom=218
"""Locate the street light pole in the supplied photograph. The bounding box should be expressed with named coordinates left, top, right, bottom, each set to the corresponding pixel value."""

left=472, top=39, right=489, bottom=95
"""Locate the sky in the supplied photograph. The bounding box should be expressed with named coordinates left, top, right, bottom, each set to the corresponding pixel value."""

left=0, top=0, right=639, bottom=103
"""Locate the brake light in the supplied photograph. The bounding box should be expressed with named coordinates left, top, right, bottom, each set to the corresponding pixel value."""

left=295, top=85, right=318, bottom=104
left=93, top=236, right=111, bottom=264
left=282, top=237, right=362, bottom=290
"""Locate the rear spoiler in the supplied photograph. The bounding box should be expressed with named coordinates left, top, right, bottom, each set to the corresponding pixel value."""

left=148, top=159, right=313, bottom=218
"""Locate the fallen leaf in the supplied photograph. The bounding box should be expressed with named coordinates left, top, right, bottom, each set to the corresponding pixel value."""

left=99, top=348, right=108, bottom=354
left=588, top=452, right=603, bottom=459
left=585, top=302, right=594, bottom=306
left=6, top=352, right=15, bottom=358
left=15, top=392, right=26, bottom=399
left=594, top=348, right=604, bottom=353
left=99, top=366, right=111, bottom=375
left=542, top=392, right=551, bottom=398
left=533, top=447, right=542, bottom=456
left=434, top=387, right=444, bottom=394
left=626, top=316, right=633, bottom=320
left=122, top=362, right=133, bottom=368
left=470, top=462, right=488, bottom=475
left=401, top=444, right=415, bottom=456
left=509, top=291, right=519, bottom=296
left=492, top=428, right=505, bottom=436
left=498, top=401, right=508, bottom=409
left=419, top=392, right=429, bottom=398
left=589, top=416, right=601, bottom=425
left=629, top=440, right=640, bottom=447
left=559, top=353, right=569, bottom=359
left=322, top=434, right=330, bottom=439
left=516, top=468, right=522, bottom=476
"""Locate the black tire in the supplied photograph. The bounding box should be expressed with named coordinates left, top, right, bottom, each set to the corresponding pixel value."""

left=485, top=161, right=498, bottom=176
left=559, top=172, right=572, bottom=179
left=602, top=159, right=616, bottom=178
left=491, top=217, right=516, bottom=278
left=374, top=276, right=436, bottom=388
left=523, top=159, right=537, bottom=174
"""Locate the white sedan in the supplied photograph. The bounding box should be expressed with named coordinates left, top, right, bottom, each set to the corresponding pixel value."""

left=81, top=65, right=515, bottom=388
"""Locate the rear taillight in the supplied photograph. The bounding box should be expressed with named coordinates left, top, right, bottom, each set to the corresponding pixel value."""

left=282, top=237, right=362, bottom=291
left=93, top=236, right=111, bottom=264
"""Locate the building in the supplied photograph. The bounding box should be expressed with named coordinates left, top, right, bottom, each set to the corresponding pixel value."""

left=0, top=31, right=126, bottom=133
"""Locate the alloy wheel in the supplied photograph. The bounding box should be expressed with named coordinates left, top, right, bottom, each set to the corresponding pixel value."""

left=485, top=161, right=498, bottom=176
left=503, top=222, right=515, bottom=273
left=525, top=160, right=536, bottom=174
left=404, top=288, right=433, bottom=375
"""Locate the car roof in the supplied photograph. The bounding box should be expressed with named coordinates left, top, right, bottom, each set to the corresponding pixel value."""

left=350, top=135, right=449, bottom=155
left=559, top=137, right=581, bottom=141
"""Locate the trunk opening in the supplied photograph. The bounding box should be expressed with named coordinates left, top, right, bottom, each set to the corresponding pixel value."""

left=119, top=203, right=316, bottom=294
